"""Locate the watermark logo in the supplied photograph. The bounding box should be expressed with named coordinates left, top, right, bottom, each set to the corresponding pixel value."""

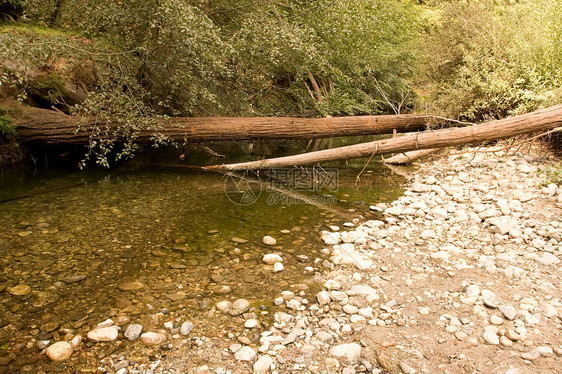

left=224, top=170, right=263, bottom=205
left=224, top=167, right=339, bottom=206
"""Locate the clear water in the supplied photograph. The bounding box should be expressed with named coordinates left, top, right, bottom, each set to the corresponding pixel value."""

left=0, top=147, right=406, bottom=372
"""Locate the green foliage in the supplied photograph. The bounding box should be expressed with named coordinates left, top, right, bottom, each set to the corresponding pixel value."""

left=539, top=163, right=562, bottom=186
left=419, top=0, right=562, bottom=121
left=0, top=109, right=15, bottom=140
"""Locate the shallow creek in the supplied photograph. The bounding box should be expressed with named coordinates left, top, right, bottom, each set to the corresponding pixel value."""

left=0, top=150, right=406, bottom=372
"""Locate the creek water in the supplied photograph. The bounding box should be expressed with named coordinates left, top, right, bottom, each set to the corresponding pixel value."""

left=0, top=144, right=406, bottom=372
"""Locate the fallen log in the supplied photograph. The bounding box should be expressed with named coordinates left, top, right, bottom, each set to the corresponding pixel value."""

left=383, top=148, right=443, bottom=165
left=209, top=104, right=562, bottom=170
left=14, top=107, right=430, bottom=145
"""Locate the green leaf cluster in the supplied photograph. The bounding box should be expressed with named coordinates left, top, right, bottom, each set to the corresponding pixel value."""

left=419, top=0, right=562, bottom=121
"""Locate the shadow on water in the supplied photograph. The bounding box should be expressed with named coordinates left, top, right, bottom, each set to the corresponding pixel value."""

left=0, top=140, right=408, bottom=371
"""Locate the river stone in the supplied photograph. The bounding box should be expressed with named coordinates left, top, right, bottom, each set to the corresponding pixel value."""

left=41, top=321, right=60, bottom=332
left=124, top=324, right=143, bottom=341
left=244, top=319, right=259, bottom=328
left=482, top=328, right=499, bottom=345
left=498, top=305, right=518, bottom=320
left=253, top=355, right=274, bottom=373
left=273, top=262, right=284, bottom=272
left=521, top=350, right=540, bottom=361
left=87, top=327, right=119, bottom=342
left=230, top=299, right=251, bottom=316
left=262, top=236, right=277, bottom=245
left=535, top=252, right=560, bottom=266
left=216, top=300, right=232, bottom=313
left=70, top=335, right=83, bottom=347
left=180, top=322, right=194, bottom=335
left=329, top=343, right=362, bottom=361
left=141, top=332, right=167, bottom=346
left=316, top=291, right=330, bottom=305
left=117, top=281, right=145, bottom=291
left=9, top=284, right=31, bottom=296
left=46, top=341, right=73, bottom=362
left=62, top=275, right=87, bottom=284
left=263, top=254, right=283, bottom=264
left=234, top=346, right=256, bottom=362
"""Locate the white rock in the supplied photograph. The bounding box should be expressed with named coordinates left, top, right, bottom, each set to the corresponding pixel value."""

left=124, top=324, right=143, bottom=341
left=540, top=302, right=558, bottom=318
left=253, top=355, right=274, bottom=373
left=87, top=327, right=119, bottom=342
left=498, top=305, right=517, bottom=320
left=263, top=254, right=283, bottom=264
left=216, top=300, right=232, bottom=313
left=400, top=362, right=417, bottom=374
left=524, top=313, right=540, bottom=326
left=324, top=280, right=341, bottom=290
left=521, top=350, right=540, bottom=361
left=329, top=343, right=362, bottom=362
left=482, top=327, right=499, bottom=345
left=140, top=332, right=166, bottom=346
left=97, top=318, right=114, bottom=328
left=517, top=164, right=533, bottom=173
left=235, top=346, right=257, bottom=362
left=536, top=252, right=560, bottom=266
left=70, top=335, right=82, bottom=348
left=273, top=262, right=284, bottom=272
left=262, top=236, right=277, bottom=245
left=536, top=346, right=554, bottom=356
left=348, top=287, right=377, bottom=298
left=180, top=321, right=194, bottom=335
left=466, top=284, right=480, bottom=297
left=46, top=342, right=73, bottom=362
left=321, top=233, right=340, bottom=245
left=316, top=291, right=331, bottom=305
left=244, top=319, right=259, bottom=329
left=230, top=299, right=251, bottom=316
left=489, top=315, right=504, bottom=325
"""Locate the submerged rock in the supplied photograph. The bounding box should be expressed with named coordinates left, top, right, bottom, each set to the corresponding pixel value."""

left=117, top=281, right=145, bottom=291
left=262, top=236, right=277, bottom=245
left=180, top=321, right=194, bottom=336
left=230, top=299, right=251, bottom=316
left=263, top=253, right=283, bottom=264
left=46, top=341, right=73, bottom=362
left=140, top=332, right=167, bottom=346
left=87, top=327, right=119, bottom=342
left=9, top=284, right=31, bottom=296
left=124, top=324, right=143, bottom=341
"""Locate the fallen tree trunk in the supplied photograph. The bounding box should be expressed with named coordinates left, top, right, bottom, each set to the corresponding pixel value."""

left=383, top=148, right=443, bottom=165
left=14, top=107, right=430, bottom=145
left=209, top=104, right=562, bottom=170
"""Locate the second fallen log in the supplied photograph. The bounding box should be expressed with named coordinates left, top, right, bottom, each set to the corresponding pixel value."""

left=209, top=104, right=562, bottom=170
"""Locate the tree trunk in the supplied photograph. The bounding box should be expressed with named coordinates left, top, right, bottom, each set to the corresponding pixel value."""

left=209, top=104, right=562, bottom=170
left=383, top=148, right=443, bottom=165
left=307, top=71, right=324, bottom=102
left=14, top=107, right=429, bottom=145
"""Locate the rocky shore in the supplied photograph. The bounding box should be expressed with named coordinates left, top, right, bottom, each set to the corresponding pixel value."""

left=35, top=146, right=562, bottom=373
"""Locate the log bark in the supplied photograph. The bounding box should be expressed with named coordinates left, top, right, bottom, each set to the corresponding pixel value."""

left=210, top=104, right=562, bottom=170
left=383, top=148, right=443, bottom=165
left=14, top=107, right=429, bottom=145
